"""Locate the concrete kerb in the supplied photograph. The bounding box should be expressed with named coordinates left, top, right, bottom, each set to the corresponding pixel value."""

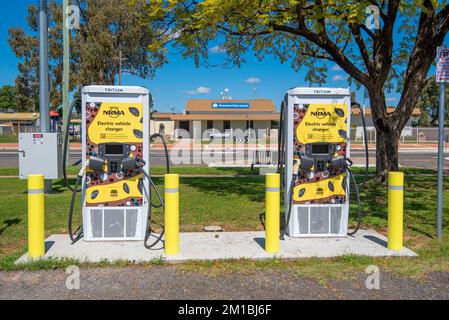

left=16, top=230, right=417, bottom=265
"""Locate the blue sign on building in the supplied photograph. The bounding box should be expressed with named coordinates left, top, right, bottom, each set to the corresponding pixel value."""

left=211, top=102, right=250, bottom=109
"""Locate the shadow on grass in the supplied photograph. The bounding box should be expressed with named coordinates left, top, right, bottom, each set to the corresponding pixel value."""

left=0, top=219, right=22, bottom=236
left=356, top=175, right=449, bottom=239
left=52, top=179, right=79, bottom=193
left=179, top=176, right=266, bottom=202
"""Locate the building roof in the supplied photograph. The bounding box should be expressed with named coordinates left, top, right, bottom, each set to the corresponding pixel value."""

left=153, top=104, right=422, bottom=122
left=169, top=114, right=280, bottom=121
left=0, top=113, right=40, bottom=122
left=153, top=113, right=174, bottom=120
left=351, top=107, right=422, bottom=116
left=186, top=99, right=276, bottom=113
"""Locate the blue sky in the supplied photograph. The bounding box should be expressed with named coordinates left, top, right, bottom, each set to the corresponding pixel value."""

left=1, top=1, right=448, bottom=112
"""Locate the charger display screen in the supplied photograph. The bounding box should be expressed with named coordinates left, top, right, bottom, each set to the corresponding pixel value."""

left=311, top=144, right=329, bottom=155
left=105, top=144, right=124, bottom=155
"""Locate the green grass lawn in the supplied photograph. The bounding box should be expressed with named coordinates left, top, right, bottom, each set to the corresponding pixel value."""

left=0, top=166, right=438, bottom=177
left=0, top=135, right=18, bottom=143
left=0, top=166, right=260, bottom=177
left=0, top=176, right=267, bottom=262
left=1, top=171, right=449, bottom=277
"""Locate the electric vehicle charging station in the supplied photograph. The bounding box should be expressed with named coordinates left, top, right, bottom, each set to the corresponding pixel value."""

left=19, top=86, right=416, bottom=264
left=67, top=85, right=169, bottom=246
left=80, top=86, right=150, bottom=242
left=280, top=88, right=356, bottom=238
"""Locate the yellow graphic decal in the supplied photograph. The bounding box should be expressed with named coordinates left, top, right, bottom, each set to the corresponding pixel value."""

left=293, top=174, right=347, bottom=203
left=88, top=102, right=143, bottom=145
left=86, top=175, right=142, bottom=205
left=296, top=104, right=347, bottom=144
left=293, top=103, right=348, bottom=204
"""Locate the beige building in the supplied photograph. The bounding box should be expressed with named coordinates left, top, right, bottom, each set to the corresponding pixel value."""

left=150, top=112, right=175, bottom=137
left=151, top=100, right=424, bottom=141
left=153, top=99, right=280, bottom=140
left=0, top=112, right=40, bottom=135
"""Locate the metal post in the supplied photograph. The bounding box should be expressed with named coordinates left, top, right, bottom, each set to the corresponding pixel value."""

left=39, top=0, right=52, bottom=193
left=437, top=82, right=445, bottom=240
left=62, top=0, right=70, bottom=161
left=417, top=126, right=419, bottom=144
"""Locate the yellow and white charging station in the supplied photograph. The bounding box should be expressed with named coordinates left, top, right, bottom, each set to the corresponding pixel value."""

left=81, top=86, right=151, bottom=241
left=280, top=88, right=357, bottom=238
left=67, top=86, right=170, bottom=248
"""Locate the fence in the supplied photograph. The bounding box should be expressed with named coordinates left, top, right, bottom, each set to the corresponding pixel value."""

left=2, top=125, right=448, bottom=147
left=350, top=127, right=449, bottom=145
left=0, top=124, right=81, bottom=142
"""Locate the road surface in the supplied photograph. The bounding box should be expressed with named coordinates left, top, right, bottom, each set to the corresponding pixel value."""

left=1, top=149, right=448, bottom=171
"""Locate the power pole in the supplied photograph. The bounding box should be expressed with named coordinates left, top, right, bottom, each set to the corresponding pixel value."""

left=62, top=0, right=70, bottom=160
left=119, top=49, right=123, bottom=85
left=39, top=0, right=52, bottom=193
left=115, top=48, right=127, bottom=86
left=39, top=0, right=50, bottom=133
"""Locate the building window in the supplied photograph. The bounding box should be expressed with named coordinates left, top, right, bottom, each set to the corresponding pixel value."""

left=271, top=121, right=279, bottom=129
left=179, top=121, right=190, bottom=131
left=224, top=121, right=231, bottom=131
left=246, top=121, right=254, bottom=130
left=207, top=120, right=214, bottom=130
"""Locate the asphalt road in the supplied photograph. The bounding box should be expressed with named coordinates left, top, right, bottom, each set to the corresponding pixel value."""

left=1, top=267, right=449, bottom=300
left=1, top=149, right=448, bottom=170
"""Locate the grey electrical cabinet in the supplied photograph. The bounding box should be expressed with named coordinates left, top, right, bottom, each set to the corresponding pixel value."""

left=19, top=133, right=63, bottom=180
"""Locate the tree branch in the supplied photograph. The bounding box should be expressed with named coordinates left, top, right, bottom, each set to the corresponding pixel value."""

left=433, top=5, right=449, bottom=41
left=271, top=23, right=369, bottom=86
left=350, top=23, right=374, bottom=75
left=373, top=0, right=399, bottom=85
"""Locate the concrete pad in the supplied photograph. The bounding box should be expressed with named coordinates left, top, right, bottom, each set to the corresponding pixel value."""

left=16, top=230, right=416, bottom=265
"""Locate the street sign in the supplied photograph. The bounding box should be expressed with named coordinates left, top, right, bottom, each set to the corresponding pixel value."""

left=436, top=47, right=449, bottom=83
left=212, top=102, right=250, bottom=109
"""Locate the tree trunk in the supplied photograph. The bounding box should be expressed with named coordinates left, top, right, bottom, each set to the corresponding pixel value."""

left=369, top=89, right=402, bottom=182
left=376, top=129, right=400, bottom=182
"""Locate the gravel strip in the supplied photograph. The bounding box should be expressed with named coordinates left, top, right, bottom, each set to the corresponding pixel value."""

left=1, top=267, right=448, bottom=300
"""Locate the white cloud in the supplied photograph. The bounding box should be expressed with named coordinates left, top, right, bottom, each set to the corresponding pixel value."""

left=386, top=97, right=397, bottom=103
left=245, top=77, right=261, bottom=84
left=332, top=75, right=345, bottom=81
left=196, top=87, right=211, bottom=94
left=185, top=87, right=212, bottom=95
left=331, top=65, right=342, bottom=71
left=209, top=45, right=226, bottom=53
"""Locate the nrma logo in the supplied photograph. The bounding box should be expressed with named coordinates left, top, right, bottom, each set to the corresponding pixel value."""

left=103, top=107, right=125, bottom=119
left=311, top=108, right=331, bottom=119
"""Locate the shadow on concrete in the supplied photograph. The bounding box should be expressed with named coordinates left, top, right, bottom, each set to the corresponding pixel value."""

left=45, top=241, right=55, bottom=254
left=364, top=235, right=387, bottom=248
left=254, top=237, right=265, bottom=250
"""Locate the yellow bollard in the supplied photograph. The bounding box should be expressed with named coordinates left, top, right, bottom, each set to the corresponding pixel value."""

left=165, top=174, right=180, bottom=255
left=388, top=172, right=404, bottom=251
left=28, top=174, right=45, bottom=258
left=265, top=173, right=280, bottom=254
